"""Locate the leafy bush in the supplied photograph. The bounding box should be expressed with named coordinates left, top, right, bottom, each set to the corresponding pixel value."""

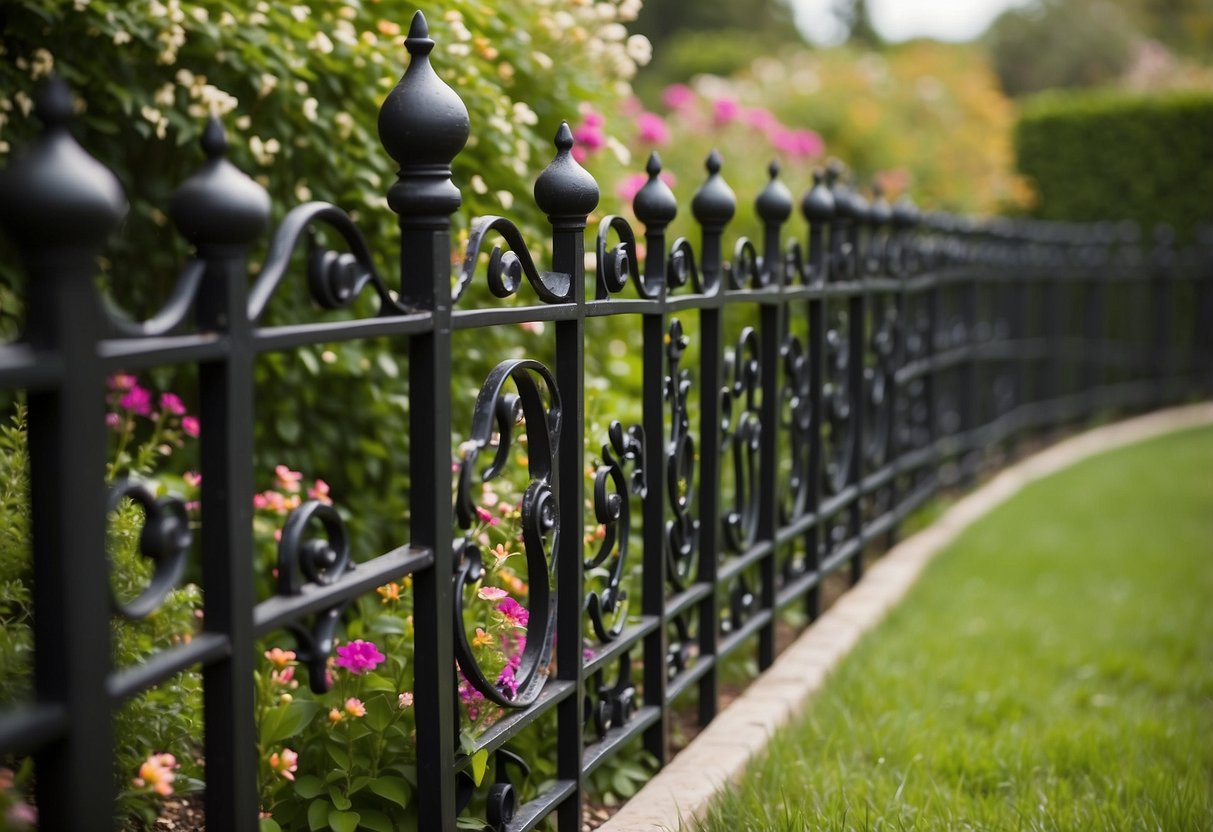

left=1015, top=88, right=1213, bottom=240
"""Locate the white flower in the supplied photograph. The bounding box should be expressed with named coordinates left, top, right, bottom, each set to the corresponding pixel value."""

left=30, top=48, right=54, bottom=79
left=309, top=31, right=334, bottom=55
left=625, top=34, right=651, bottom=66
left=496, top=190, right=514, bottom=210
left=154, top=83, right=175, bottom=107
left=113, top=30, right=132, bottom=45
left=512, top=102, right=538, bottom=126
left=470, top=175, right=488, bottom=195
left=290, top=5, right=308, bottom=21
left=258, top=73, right=278, bottom=97
left=295, top=181, right=312, bottom=202
left=533, top=51, right=553, bottom=70
left=302, top=97, right=318, bottom=122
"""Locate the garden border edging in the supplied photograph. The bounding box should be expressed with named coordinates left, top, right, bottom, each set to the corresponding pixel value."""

left=599, top=402, right=1213, bottom=832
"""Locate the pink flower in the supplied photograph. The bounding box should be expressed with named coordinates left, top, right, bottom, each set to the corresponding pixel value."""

left=475, top=506, right=499, bottom=526
left=334, top=639, right=385, bottom=674
left=616, top=170, right=677, bottom=203
left=275, top=465, right=303, bottom=493
left=712, top=97, right=742, bottom=127
left=105, top=412, right=122, bottom=430
left=398, top=691, right=414, bottom=709
left=635, top=112, right=669, bottom=145
left=343, top=697, right=366, bottom=718
left=108, top=373, right=137, bottom=391
left=477, top=586, right=509, bottom=602
left=120, top=385, right=152, bottom=416
left=497, top=663, right=519, bottom=698
left=571, top=122, right=604, bottom=163
left=132, top=752, right=178, bottom=796
left=308, top=479, right=331, bottom=503
left=744, top=107, right=780, bottom=132
left=581, top=109, right=605, bottom=128
left=771, top=127, right=824, bottom=159
left=159, top=392, right=186, bottom=416
left=270, top=666, right=295, bottom=687
left=268, top=748, right=298, bottom=781
left=181, top=416, right=200, bottom=437
left=264, top=648, right=296, bottom=668
left=183, top=471, right=201, bottom=488
left=496, top=598, right=529, bottom=628
left=662, top=83, right=695, bottom=110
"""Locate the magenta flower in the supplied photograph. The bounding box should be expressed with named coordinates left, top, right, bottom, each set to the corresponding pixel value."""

left=571, top=124, right=604, bottom=163
left=120, top=385, right=153, bottom=416
left=662, top=83, right=695, bottom=110
left=497, top=663, right=519, bottom=698
left=616, top=172, right=649, bottom=203
left=712, top=97, right=742, bottom=127
left=308, top=479, right=331, bottom=503
left=159, top=392, right=187, bottom=416
left=744, top=107, right=779, bottom=132
left=334, top=640, right=385, bottom=675
left=105, top=412, right=122, bottom=431
left=496, top=598, right=529, bottom=628
left=635, top=112, right=669, bottom=145
left=182, top=416, right=200, bottom=437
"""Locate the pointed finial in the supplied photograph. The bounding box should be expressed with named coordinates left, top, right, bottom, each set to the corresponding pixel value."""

left=755, top=159, right=792, bottom=225
left=379, top=10, right=470, bottom=217
left=169, top=117, right=270, bottom=248
left=692, top=148, right=735, bottom=229
left=633, top=152, right=677, bottom=227
left=534, top=121, right=599, bottom=221
left=800, top=167, right=835, bottom=222
left=0, top=77, right=127, bottom=250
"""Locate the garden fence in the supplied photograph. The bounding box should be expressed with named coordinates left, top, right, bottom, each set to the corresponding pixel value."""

left=0, top=11, right=1210, bottom=831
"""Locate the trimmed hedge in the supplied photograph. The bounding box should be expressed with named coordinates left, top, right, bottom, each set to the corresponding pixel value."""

left=1014, top=89, right=1213, bottom=240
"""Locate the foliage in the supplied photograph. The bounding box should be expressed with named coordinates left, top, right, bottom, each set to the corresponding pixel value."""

left=1015, top=88, right=1213, bottom=240
left=0, top=392, right=205, bottom=829
left=698, top=427, right=1213, bottom=830
left=985, top=0, right=1137, bottom=97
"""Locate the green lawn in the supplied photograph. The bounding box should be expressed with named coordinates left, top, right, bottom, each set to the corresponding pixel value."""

left=696, top=426, right=1213, bottom=832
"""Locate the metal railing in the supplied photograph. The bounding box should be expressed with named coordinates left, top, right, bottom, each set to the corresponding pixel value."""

left=0, top=11, right=1209, bottom=831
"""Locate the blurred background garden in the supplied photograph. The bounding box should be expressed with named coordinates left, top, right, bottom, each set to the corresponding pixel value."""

left=0, top=0, right=1210, bottom=828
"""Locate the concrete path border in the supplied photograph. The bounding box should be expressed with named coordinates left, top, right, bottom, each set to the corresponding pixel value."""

left=600, top=403, right=1213, bottom=832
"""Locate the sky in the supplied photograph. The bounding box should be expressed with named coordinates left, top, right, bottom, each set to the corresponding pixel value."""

left=793, top=0, right=1034, bottom=45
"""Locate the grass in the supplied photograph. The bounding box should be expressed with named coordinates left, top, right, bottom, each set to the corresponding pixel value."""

left=695, top=426, right=1213, bottom=832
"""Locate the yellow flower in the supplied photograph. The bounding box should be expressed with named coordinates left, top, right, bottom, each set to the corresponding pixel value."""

left=472, top=627, right=493, bottom=649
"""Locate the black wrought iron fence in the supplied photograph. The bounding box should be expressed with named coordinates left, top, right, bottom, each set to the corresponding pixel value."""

left=0, top=11, right=1210, bottom=832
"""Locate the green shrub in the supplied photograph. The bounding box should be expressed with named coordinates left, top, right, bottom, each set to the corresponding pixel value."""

left=1015, top=89, right=1213, bottom=240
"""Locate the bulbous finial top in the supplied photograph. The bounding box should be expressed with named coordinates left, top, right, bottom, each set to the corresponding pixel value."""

left=169, top=117, right=270, bottom=247
left=633, top=151, right=677, bottom=227
left=378, top=11, right=470, bottom=170
left=692, top=149, right=735, bottom=228
left=755, top=159, right=792, bottom=225
left=533, top=122, right=599, bottom=221
left=826, top=162, right=861, bottom=222
left=891, top=194, right=920, bottom=229
left=800, top=168, right=835, bottom=222
left=0, top=77, right=127, bottom=250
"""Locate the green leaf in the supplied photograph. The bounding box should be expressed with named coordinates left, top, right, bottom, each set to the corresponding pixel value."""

left=328, top=811, right=361, bottom=832
left=306, top=799, right=330, bottom=832
left=259, top=819, right=282, bottom=832
left=294, top=775, right=325, bottom=799
left=470, top=749, right=489, bottom=787
left=369, top=775, right=411, bottom=809
left=260, top=700, right=321, bottom=745
left=329, top=785, right=353, bottom=811
left=360, top=672, right=398, bottom=693
left=355, top=809, right=394, bottom=832
left=327, top=740, right=350, bottom=769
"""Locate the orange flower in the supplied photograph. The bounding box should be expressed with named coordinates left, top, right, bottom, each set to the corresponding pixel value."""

left=268, top=748, right=298, bottom=781
left=132, top=753, right=178, bottom=796
left=264, top=648, right=296, bottom=668
left=344, top=697, right=367, bottom=718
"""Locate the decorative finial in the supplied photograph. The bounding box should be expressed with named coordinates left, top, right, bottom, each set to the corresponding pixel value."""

left=379, top=10, right=470, bottom=218
left=800, top=167, right=835, bottom=222
left=692, top=148, right=735, bottom=229
left=755, top=159, right=792, bottom=225
left=169, top=117, right=270, bottom=248
left=870, top=183, right=892, bottom=226
left=634, top=151, right=676, bottom=227
left=533, top=122, right=599, bottom=221
left=891, top=194, right=919, bottom=229
left=0, top=77, right=127, bottom=250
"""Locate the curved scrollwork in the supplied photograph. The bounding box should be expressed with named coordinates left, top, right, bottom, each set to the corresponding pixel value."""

left=594, top=215, right=640, bottom=299
left=586, top=421, right=646, bottom=643
left=276, top=500, right=354, bottom=694
left=666, top=615, right=694, bottom=680
left=865, top=301, right=898, bottom=468
left=785, top=239, right=809, bottom=285
left=456, top=215, right=571, bottom=305
left=727, top=238, right=761, bottom=290
left=583, top=654, right=636, bottom=741
left=720, top=328, right=761, bottom=553
left=248, top=202, right=401, bottom=322
left=102, top=259, right=206, bottom=338
left=106, top=480, right=192, bottom=620
left=664, top=319, right=699, bottom=589
left=454, top=748, right=530, bottom=832
left=779, top=334, right=813, bottom=525
left=721, top=573, right=758, bottom=635
left=667, top=237, right=701, bottom=294
left=823, top=308, right=854, bottom=495
left=453, top=360, right=561, bottom=708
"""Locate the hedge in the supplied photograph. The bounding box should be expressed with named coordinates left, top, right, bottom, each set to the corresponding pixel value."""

left=1014, top=89, right=1213, bottom=240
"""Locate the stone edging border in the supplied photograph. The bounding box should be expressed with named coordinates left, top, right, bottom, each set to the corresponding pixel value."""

left=600, top=402, right=1213, bottom=832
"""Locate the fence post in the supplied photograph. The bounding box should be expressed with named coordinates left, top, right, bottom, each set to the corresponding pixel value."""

left=171, top=116, right=271, bottom=829
left=0, top=77, right=124, bottom=832
left=692, top=150, right=734, bottom=723
left=534, top=122, right=599, bottom=828
left=379, top=13, right=469, bottom=830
